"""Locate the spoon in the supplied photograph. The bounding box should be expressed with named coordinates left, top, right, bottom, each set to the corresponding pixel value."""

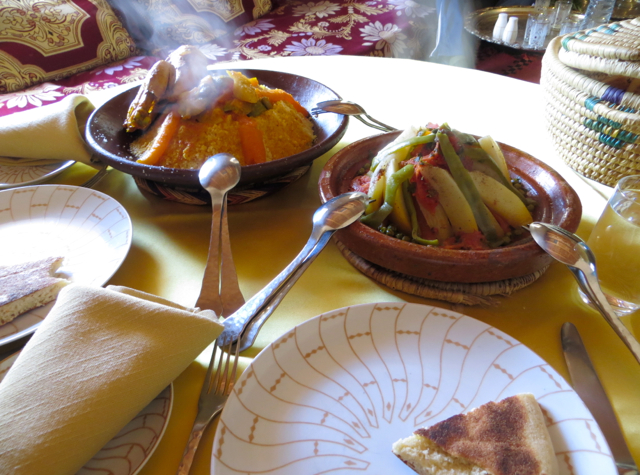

left=312, top=100, right=397, bottom=132
left=196, top=153, right=245, bottom=317
left=528, top=222, right=640, bottom=364
left=218, top=191, right=369, bottom=352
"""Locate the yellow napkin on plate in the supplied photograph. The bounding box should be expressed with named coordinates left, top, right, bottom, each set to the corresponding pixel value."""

left=0, top=94, right=98, bottom=168
left=0, top=284, right=223, bottom=475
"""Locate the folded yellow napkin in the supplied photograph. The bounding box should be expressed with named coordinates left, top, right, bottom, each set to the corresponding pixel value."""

left=0, top=284, right=223, bottom=475
left=0, top=94, right=98, bottom=167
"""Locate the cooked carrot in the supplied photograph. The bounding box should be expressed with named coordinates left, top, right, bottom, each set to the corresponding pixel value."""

left=137, top=111, right=181, bottom=165
left=257, top=88, right=308, bottom=116
left=238, top=116, right=266, bottom=165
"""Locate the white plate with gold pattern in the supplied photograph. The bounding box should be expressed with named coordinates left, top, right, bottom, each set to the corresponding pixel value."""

left=0, top=185, right=132, bottom=347
left=212, top=302, right=616, bottom=474
left=0, top=161, right=74, bottom=190
left=0, top=352, right=172, bottom=475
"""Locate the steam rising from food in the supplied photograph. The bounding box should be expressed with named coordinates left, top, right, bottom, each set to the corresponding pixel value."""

left=125, top=46, right=315, bottom=168
left=124, top=46, right=215, bottom=132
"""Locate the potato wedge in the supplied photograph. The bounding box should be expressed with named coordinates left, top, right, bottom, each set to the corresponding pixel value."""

left=421, top=166, right=478, bottom=234
left=478, top=135, right=509, bottom=181
left=366, top=171, right=386, bottom=214
left=367, top=126, right=417, bottom=219
left=371, top=125, right=417, bottom=171
left=417, top=201, right=453, bottom=241
left=469, top=170, right=533, bottom=227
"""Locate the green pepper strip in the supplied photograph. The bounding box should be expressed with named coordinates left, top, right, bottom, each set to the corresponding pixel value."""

left=371, top=134, right=435, bottom=172
left=451, top=129, right=476, bottom=145
left=361, top=164, right=414, bottom=229
left=459, top=146, right=533, bottom=206
left=401, top=180, right=438, bottom=246
left=437, top=132, right=502, bottom=247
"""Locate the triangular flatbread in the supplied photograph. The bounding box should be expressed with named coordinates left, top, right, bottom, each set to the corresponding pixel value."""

left=392, top=393, right=559, bottom=475
left=0, top=257, right=69, bottom=325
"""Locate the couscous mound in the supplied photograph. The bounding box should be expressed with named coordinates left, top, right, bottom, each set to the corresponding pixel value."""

left=130, top=70, right=315, bottom=168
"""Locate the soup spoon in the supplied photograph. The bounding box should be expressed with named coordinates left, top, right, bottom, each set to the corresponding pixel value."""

left=528, top=222, right=640, bottom=364
left=196, top=153, right=245, bottom=317
left=312, top=100, right=397, bottom=132
left=219, top=191, right=369, bottom=352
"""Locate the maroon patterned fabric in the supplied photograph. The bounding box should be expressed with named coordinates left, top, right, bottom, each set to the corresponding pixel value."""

left=0, top=56, right=159, bottom=118
left=0, top=0, right=136, bottom=93
left=0, top=0, right=436, bottom=117
left=108, top=0, right=273, bottom=53
left=475, top=42, right=543, bottom=84
left=194, top=0, right=436, bottom=62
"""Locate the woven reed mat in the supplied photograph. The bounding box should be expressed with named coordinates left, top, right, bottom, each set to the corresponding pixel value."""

left=336, top=241, right=549, bottom=307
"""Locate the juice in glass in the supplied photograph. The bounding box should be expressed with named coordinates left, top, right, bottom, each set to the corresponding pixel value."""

left=585, top=175, right=640, bottom=315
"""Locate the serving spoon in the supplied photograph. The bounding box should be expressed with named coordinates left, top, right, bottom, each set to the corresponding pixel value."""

left=528, top=222, right=640, bottom=364
left=312, top=100, right=397, bottom=132
left=219, top=191, right=369, bottom=352
left=196, top=153, right=245, bottom=317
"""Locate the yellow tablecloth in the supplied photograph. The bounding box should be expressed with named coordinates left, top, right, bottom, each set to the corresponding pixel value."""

left=53, top=55, right=639, bottom=474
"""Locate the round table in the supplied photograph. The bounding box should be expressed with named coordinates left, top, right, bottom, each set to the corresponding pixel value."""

left=57, top=55, right=638, bottom=474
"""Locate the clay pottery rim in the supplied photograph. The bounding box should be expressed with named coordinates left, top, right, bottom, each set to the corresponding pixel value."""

left=86, top=69, right=348, bottom=189
left=318, top=131, right=582, bottom=283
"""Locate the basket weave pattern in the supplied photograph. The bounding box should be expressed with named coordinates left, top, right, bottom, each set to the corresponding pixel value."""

left=542, top=20, right=640, bottom=185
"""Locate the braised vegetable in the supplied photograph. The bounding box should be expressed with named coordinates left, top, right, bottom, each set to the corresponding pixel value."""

left=402, top=180, right=438, bottom=246
left=366, top=126, right=417, bottom=215
left=137, top=111, right=181, bottom=165
left=237, top=116, right=266, bottom=165
left=437, top=132, right=504, bottom=247
left=351, top=122, right=534, bottom=250
left=420, top=165, right=478, bottom=234
left=478, top=135, right=509, bottom=180
left=361, top=164, right=414, bottom=229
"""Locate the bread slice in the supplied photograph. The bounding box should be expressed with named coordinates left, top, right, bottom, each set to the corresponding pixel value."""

left=392, top=393, right=559, bottom=475
left=0, top=257, right=69, bottom=326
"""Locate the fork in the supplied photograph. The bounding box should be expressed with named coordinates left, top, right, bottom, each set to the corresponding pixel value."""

left=80, top=163, right=109, bottom=188
left=311, top=100, right=396, bottom=133
left=176, top=336, right=240, bottom=475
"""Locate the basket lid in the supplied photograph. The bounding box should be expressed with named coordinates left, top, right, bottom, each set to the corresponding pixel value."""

left=558, top=18, right=640, bottom=77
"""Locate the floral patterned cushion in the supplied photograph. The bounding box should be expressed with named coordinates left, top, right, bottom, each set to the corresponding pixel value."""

left=0, top=0, right=136, bottom=94
left=190, top=0, right=435, bottom=62
left=0, top=0, right=436, bottom=118
left=108, top=0, right=273, bottom=53
left=0, top=56, right=159, bottom=118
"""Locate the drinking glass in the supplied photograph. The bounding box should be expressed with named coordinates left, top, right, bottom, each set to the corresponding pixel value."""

left=559, top=18, right=580, bottom=35
left=552, top=0, right=573, bottom=29
left=528, top=15, right=551, bottom=49
left=582, top=175, right=640, bottom=315
left=534, top=0, right=552, bottom=10
left=524, top=13, right=538, bottom=45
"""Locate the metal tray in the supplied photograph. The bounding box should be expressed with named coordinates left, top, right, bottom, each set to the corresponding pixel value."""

left=465, top=6, right=584, bottom=53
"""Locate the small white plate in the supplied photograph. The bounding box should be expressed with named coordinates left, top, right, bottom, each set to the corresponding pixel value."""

left=0, top=161, right=74, bottom=190
left=0, top=184, right=132, bottom=346
left=212, top=302, right=616, bottom=475
left=0, top=352, right=172, bottom=475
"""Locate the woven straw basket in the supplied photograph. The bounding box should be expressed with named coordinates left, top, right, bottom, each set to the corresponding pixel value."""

left=541, top=19, right=640, bottom=186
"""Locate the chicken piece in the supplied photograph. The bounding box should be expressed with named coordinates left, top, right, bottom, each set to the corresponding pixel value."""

left=124, top=45, right=210, bottom=132
left=124, top=60, right=176, bottom=132
left=175, top=75, right=234, bottom=119
left=165, top=45, right=211, bottom=101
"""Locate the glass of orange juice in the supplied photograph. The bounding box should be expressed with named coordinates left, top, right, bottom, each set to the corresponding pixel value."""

left=583, top=175, right=640, bottom=316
